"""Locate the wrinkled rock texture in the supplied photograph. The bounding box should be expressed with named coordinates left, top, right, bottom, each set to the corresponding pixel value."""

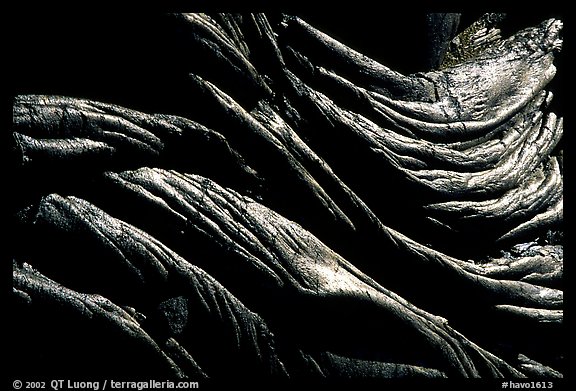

left=10, top=12, right=563, bottom=384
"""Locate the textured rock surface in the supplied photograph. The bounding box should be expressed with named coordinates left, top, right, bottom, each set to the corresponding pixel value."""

left=10, top=12, right=563, bottom=383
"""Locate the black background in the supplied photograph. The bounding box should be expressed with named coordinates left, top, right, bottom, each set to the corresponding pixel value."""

left=6, top=7, right=570, bottom=390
